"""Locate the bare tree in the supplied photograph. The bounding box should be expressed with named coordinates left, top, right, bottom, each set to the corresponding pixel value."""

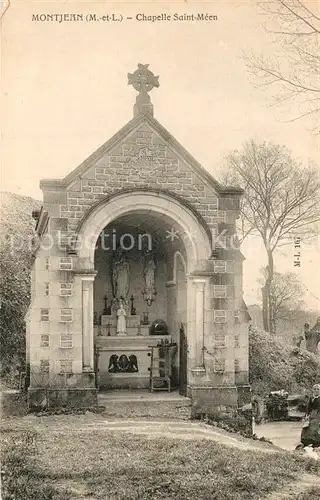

left=223, top=139, right=320, bottom=332
left=246, top=0, right=320, bottom=130
left=259, top=269, right=304, bottom=332
left=304, top=319, right=320, bottom=353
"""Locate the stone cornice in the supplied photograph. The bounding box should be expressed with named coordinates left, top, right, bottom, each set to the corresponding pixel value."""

left=39, top=179, right=66, bottom=190
left=72, top=269, right=98, bottom=278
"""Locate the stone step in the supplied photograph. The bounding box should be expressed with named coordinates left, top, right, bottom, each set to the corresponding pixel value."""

left=98, top=394, right=192, bottom=420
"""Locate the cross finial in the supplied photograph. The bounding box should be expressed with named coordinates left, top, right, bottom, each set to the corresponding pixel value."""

left=128, top=64, right=159, bottom=95
left=128, top=64, right=159, bottom=117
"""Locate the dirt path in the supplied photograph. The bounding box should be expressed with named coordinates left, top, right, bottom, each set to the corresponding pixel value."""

left=83, top=419, right=279, bottom=452
left=3, top=413, right=281, bottom=453
left=265, top=473, right=320, bottom=499
left=256, top=421, right=302, bottom=451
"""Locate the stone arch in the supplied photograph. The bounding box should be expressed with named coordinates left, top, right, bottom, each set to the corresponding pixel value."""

left=172, top=251, right=187, bottom=283
left=75, top=190, right=212, bottom=273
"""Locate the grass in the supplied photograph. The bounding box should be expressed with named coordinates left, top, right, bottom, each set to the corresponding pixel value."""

left=1, top=429, right=69, bottom=500
left=1, top=421, right=320, bottom=500
left=296, top=486, right=320, bottom=499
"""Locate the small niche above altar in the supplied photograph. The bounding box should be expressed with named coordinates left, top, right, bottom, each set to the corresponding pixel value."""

left=99, top=313, right=150, bottom=337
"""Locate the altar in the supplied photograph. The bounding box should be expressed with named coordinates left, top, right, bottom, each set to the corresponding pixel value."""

left=95, top=314, right=174, bottom=389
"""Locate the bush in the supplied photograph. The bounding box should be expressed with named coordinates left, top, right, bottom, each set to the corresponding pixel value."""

left=249, top=327, right=320, bottom=395
left=265, top=392, right=289, bottom=420
left=0, top=192, right=40, bottom=376
left=198, top=410, right=253, bottom=438
left=1, top=390, right=27, bottom=418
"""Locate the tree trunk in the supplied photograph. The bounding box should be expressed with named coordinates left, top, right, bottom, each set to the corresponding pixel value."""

left=305, top=329, right=320, bottom=354
left=261, top=286, right=269, bottom=332
left=263, top=249, right=275, bottom=333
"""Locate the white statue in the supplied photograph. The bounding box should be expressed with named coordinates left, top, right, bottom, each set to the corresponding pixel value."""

left=112, top=250, right=130, bottom=303
left=143, top=252, right=156, bottom=306
left=116, top=299, right=127, bottom=336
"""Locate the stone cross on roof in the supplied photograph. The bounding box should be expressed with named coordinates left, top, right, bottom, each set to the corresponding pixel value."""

left=128, top=64, right=159, bottom=117
left=128, top=64, right=160, bottom=95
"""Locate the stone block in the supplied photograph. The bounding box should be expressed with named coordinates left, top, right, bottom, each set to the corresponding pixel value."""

left=188, top=386, right=239, bottom=416
left=88, top=180, right=102, bottom=186
left=109, top=146, right=123, bottom=155
left=236, top=384, right=251, bottom=406
left=235, top=372, right=250, bottom=386
left=69, top=180, right=81, bottom=191
left=44, top=203, right=61, bottom=218
left=43, top=191, right=67, bottom=205
left=28, top=387, right=98, bottom=412
left=85, top=167, right=96, bottom=180
left=50, top=218, right=68, bottom=231
left=219, top=197, right=240, bottom=210
left=60, top=211, right=74, bottom=218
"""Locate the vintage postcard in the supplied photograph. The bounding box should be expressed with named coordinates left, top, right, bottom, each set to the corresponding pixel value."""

left=1, top=1, right=320, bottom=498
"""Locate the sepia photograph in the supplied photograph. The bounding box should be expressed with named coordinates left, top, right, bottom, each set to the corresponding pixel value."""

left=1, top=0, right=320, bottom=498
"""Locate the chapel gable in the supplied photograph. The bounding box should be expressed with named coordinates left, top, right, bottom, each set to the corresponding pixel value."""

left=41, top=124, right=241, bottom=240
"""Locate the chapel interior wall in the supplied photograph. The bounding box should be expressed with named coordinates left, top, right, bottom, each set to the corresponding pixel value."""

left=94, top=244, right=167, bottom=326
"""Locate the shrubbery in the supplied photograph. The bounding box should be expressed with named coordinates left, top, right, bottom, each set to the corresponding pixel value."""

left=249, top=326, right=320, bottom=395
left=194, top=408, right=253, bottom=438
left=265, top=392, right=289, bottom=420
left=0, top=192, right=40, bottom=378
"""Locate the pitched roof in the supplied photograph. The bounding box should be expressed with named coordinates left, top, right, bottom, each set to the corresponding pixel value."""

left=40, top=113, right=243, bottom=196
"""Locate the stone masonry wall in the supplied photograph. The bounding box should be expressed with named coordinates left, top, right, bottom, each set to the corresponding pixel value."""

left=35, top=119, right=247, bottom=391
left=49, top=124, right=240, bottom=236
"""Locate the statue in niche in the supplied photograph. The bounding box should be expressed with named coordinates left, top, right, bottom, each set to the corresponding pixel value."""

left=111, top=249, right=130, bottom=304
left=143, top=251, right=156, bottom=306
left=116, top=299, right=127, bottom=336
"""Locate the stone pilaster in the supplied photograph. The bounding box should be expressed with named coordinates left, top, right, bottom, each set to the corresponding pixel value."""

left=194, top=279, right=206, bottom=368
left=81, top=274, right=96, bottom=371
left=187, top=277, right=207, bottom=376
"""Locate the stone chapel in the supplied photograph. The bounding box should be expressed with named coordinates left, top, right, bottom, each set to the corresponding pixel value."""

left=27, top=64, right=250, bottom=412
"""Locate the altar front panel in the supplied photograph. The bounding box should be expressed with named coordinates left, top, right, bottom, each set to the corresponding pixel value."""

left=96, top=335, right=172, bottom=389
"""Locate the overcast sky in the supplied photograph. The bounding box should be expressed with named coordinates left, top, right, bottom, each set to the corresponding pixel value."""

left=1, top=0, right=319, bottom=310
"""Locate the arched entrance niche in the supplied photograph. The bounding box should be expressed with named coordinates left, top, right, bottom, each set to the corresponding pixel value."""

left=74, top=191, right=212, bottom=391
left=76, top=190, right=211, bottom=270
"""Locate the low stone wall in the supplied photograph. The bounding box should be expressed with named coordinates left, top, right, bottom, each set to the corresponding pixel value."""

left=188, top=386, right=239, bottom=417
left=28, top=388, right=98, bottom=412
